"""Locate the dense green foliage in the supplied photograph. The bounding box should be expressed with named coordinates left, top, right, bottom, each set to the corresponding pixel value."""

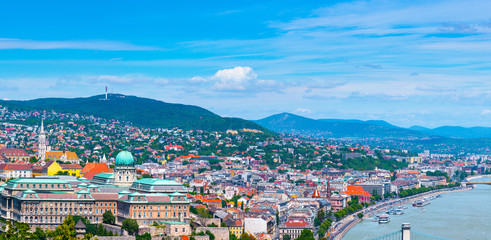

left=122, top=218, right=139, bottom=236
left=103, top=210, right=116, bottom=225
left=425, top=170, right=450, bottom=181
left=255, top=113, right=426, bottom=138
left=333, top=199, right=364, bottom=221
left=335, top=156, right=408, bottom=171
left=398, top=183, right=461, bottom=198
left=0, top=94, right=267, bottom=131
left=295, top=229, right=315, bottom=240
left=317, top=218, right=332, bottom=238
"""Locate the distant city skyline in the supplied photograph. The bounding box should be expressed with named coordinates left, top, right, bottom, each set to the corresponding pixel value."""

left=1, top=0, right=491, bottom=128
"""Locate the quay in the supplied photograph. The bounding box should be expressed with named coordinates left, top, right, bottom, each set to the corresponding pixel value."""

left=328, top=186, right=472, bottom=240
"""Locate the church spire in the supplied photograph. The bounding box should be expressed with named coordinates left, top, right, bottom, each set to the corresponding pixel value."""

left=40, top=119, right=45, bottom=133
left=38, top=119, right=47, bottom=162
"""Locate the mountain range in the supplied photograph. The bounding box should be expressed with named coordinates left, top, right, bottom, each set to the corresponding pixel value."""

left=0, top=94, right=266, bottom=132
left=1, top=94, right=490, bottom=139
left=254, top=113, right=491, bottom=139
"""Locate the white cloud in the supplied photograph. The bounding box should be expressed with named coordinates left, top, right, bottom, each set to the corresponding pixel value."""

left=295, top=108, right=312, bottom=114
left=212, top=66, right=258, bottom=90
left=481, top=109, right=491, bottom=115
left=0, top=38, right=160, bottom=51
left=190, top=76, right=208, bottom=83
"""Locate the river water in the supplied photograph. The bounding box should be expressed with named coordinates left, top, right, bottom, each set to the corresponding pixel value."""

left=343, top=178, right=491, bottom=240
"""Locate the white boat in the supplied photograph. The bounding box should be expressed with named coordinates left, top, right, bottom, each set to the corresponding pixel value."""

left=378, top=214, right=390, bottom=224
left=413, top=199, right=431, bottom=207
left=395, top=209, right=404, bottom=215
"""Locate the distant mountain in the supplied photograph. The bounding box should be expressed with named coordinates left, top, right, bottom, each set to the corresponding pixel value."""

left=0, top=94, right=266, bottom=132
left=409, top=125, right=491, bottom=138
left=255, top=113, right=425, bottom=138
left=318, top=119, right=400, bottom=129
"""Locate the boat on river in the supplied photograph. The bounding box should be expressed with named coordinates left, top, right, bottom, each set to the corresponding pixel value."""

left=413, top=199, right=431, bottom=207
left=378, top=214, right=390, bottom=224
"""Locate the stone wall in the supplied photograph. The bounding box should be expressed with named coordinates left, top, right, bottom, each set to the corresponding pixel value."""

left=91, top=236, right=135, bottom=240
left=101, top=223, right=129, bottom=236
left=194, top=235, right=210, bottom=240
left=196, top=227, right=229, bottom=240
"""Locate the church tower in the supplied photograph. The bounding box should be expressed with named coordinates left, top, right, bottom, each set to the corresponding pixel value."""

left=38, top=120, right=47, bottom=161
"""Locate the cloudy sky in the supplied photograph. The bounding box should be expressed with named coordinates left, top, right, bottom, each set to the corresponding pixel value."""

left=1, top=0, right=491, bottom=128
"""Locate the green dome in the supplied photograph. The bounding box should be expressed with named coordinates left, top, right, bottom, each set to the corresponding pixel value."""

left=115, top=151, right=135, bottom=166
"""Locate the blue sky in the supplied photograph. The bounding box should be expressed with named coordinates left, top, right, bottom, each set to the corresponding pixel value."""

left=1, top=0, right=491, bottom=128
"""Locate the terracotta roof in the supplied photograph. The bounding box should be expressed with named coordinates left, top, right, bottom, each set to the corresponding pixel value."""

left=59, top=164, right=83, bottom=170
left=345, top=186, right=371, bottom=197
left=0, top=163, right=32, bottom=171
left=0, top=148, right=29, bottom=156
left=282, top=219, right=310, bottom=228
left=81, top=163, right=110, bottom=173
left=46, top=151, right=79, bottom=160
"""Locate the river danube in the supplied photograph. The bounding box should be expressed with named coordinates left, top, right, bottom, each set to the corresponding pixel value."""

left=343, top=177, right=491, bottom=240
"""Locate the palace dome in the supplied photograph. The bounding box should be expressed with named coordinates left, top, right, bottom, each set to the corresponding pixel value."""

left=115, top=151, right=135, bottom=166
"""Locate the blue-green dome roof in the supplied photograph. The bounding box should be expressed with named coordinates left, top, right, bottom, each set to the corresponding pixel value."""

left=115, top=151, right=135, bottom=166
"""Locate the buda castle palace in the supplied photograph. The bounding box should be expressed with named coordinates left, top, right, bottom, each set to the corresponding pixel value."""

left=0, top=150, right=190, bottom=230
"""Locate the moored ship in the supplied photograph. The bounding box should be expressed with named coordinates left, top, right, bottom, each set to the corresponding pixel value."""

left=413, top=199, right=431, bottom=207
left=378, top=214, right=390, bottom=224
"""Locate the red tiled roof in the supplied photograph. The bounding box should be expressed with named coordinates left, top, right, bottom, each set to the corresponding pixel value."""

left=283, top=219, right=310, bottom=228
left=0, top=148, right=29, bottom=156
left=60, top=164, right=83, bottom=170
left=345, top=186, right=371, bottom=197
left=0, top=163, right=32, bottom=171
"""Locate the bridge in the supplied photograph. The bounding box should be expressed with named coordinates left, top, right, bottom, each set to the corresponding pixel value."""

left=465, top=182, right=491, bottom=185
left=369, top=223, right=453, bottom=240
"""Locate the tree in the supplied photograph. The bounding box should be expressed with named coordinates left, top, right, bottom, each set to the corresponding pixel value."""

left=122, top=218, right=139, bottom=236
left=239, top=233, right=255, bottom=240
left=51, top=215, right=77, bottom=240
left=34, top=227, right=47, bottom=240
left=136, top=233, right=152, bottom=240
left=103, top=210, right=116, bottom=225
left=4, top=221, right=35, bottom=239
left=295, top=229, right=315, bottom=240
left=206, top=230, right=216, bottom=240
left=196, top=207, right=212, bottom=226
left=357, top=213, right=364, bottom=219
left=283, top=235, right=291, bottom=240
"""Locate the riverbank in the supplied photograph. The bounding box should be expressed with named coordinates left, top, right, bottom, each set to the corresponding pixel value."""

left=466, top=174, right=491, bottom=181
left=329, top=186, right=473, bottom=240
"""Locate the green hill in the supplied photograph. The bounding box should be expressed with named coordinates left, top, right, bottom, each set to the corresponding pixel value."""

left=0, top=94, right=266, bottom=132
left=255, top=113, right=426, bottom=138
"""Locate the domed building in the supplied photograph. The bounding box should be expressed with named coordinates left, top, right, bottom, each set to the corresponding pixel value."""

left=114, top=151, right=137, bottom=186
left=92, top=150, right=137, bottom=186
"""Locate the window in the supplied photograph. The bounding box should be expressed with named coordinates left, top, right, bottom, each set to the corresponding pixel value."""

left=134, top=212, right=136, bottom=217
